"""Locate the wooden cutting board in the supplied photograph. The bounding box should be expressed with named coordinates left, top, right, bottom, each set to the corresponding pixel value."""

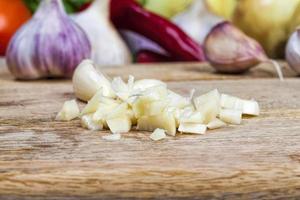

left=0, top=61, right=300, bottom=200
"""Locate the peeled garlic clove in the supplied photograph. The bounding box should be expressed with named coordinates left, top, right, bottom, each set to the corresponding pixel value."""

left=242, top=100, right=260, bottom=116
left=133, top=79, right=167, bottom=91
left=81, top=89, right=103, bottom=115
left=207, top=118, right=226, bottom=130
left=6, top=0, right=91, bottom=80
left=137, top=112, right=176, bottom=136
left=219, top=109, right=242, bottom=125
left=204, top=21, right=268, bottom=73
left=106, top=115, right=132, bottom=134
left=220, top=93, right=244, bottom=111
left=72, top=59, right=115, bottom=101
left=81, top=114, right=103, bottom=131
left=150, top=129, right=166, bottom=141
left=56, top=99, right=80, bottom=121
left=286, top=30, right=300, bottom=75
left=178, top=123, right=207, bottom=134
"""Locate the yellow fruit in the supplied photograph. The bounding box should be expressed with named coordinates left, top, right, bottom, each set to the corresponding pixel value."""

left=233, top=0, right=300, bottom=58
left=206, top=0, right=237, bottom=20
left=143, top=0, right=194, bottom=19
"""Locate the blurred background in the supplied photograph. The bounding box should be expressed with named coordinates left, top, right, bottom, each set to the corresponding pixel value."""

left=1, top=0, right=300, bottom=79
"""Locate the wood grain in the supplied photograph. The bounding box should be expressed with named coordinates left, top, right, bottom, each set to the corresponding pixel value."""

left=0, top=59, right=298, bottom=82
left=0, top=62, right=300, bottom=199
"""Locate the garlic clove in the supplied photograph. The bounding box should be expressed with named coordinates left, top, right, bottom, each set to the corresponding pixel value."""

left=286, top=30, right=300, bottom=75
left=150, top=129, right=167, bottom=141
left=220, top=93, right=244, bottom=111
left=193, top=89, right=220, bottom=123
left=81, top=114, right=104, bottom=131
left=178, top=123, right=207, bottom=134
left=72, top=0, right=132, bottom=66
left=81, top=89, right=103, bottom=115
left=133, top=79, right=167, bottom=91
left=56, top=99, right=80, bottom=121
left=204, top=21, right=268, bottom=73
left=220, top=94, right=260, bottom=116
left=179, top=111, right=205, bottom=124
left=72, top=59, right=115, bottom=101
left=106, top=115, right=132, bottom=134
left=219, top=109, right=242, bottom=125
left=242, top=100, right=260, bottom=116
left=207, top=118, right=227, bottom=130
left=137, top=111, right=176, bottom=136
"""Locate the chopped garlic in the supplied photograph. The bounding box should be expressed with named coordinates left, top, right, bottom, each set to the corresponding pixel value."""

left=194, top=89, right=220, bottom=123
left=107, top=115, right=132, bottom=134
left=56, top=99, right=80, bottom=121
left=207, top=118, right=226, bottom=129
left=220, top=94, right=244, bottom=111
left=102, top=133, right=121, bottom=141
left=106, top=103, right=128, bottom=119
left=150, top=128, right=166, bottom=141
left=133, top=79, right=166, bottom=91
left=137, top=111, right=176, bottom=136
left=179, top=111, right=205, bottom=124
left=219, top=109, right=242, bottom=125
left=221, top=94, right=260, bottom=116
left=242, top=100, right=260, bottom=116
left=178, top=123, right=207, bottom=134
left=81, top=89, right=103, bottom=115
left=81, top=114, right=103, bottom=131
left=93, top=103, right=118, bottom=122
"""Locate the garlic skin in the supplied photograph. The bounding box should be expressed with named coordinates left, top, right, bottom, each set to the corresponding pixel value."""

left=286, top=30, right=300, bottom=75
left=6, top=0, right=91, bottom=80
left=204, top=21, right=268, bottom=73
left=72, top=0, right=131, bottom=66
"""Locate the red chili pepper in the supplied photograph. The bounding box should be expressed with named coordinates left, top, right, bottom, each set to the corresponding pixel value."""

left=136, top=50, right=175, bottom=63
left=110, top=0, right=206, bottom=62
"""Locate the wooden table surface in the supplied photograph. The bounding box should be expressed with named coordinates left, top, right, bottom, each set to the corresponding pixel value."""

left=0, top=60, right=300, bottom=200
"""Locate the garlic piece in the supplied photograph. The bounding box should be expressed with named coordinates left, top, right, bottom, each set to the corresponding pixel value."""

left=207, top=118, right=226, bottom=130
left=81, top=114, right=103, bottom=131
left=107, top=115, right=132, bottom=134
left=56, top=99, right=80, bottom=121
left=137, top=111, right=176, bottom=136
left=178, top=123, right=207, bottom=134
left=220, top=94, right=244, bottom=111
left=72, top=59, right=115, bottom=102
left=221, top=94, right=260, bottom=116
left=194, top=89, right=220, bottom=123
left=106, top=103, right=129, bottom=119
left=242, top=100, right=260, bottom=116
left=102, top=133, right=121, bottom=141
left=133, top=79, right=167, bottom=91
left=219, top=109, right=242, bottom=125
left=179, top=111, right=205, bottom=124
left=150, top=129, right=166, bottom=141
left=81, top=89, right=103, bottom=115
